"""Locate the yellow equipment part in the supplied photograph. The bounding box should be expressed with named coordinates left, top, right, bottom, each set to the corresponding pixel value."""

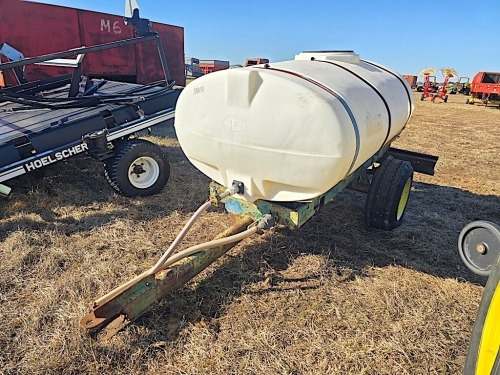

left=397, top=177, right=411, bottom=221
left=476, top=280, right=500, bottom=374
left=465, top=256, right=500, bottom=374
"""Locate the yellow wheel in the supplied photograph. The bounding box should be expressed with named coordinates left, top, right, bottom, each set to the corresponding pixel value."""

left=396, top=177, right=411, bottom=221
left=462, top=221, right=500, bottom=374
left=365, top=157, right=414, bottom=231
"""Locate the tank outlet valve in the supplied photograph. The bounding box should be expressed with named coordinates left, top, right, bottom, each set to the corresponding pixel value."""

left=256, top=214, right=276, bottom=231
left=210, top=181, right=245, bottom=207
left=231, top=180, right=245, bottom=195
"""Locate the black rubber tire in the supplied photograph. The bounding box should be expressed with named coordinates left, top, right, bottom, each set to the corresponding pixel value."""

left=365, top=158, right=414, bottom=231
left=420, top=93, right=425, bottom=101
left=464, top=252, right=500, bottom=375
left=444, top=95, right=448, bottom=103
left=104, top=139, right=170, bottom=197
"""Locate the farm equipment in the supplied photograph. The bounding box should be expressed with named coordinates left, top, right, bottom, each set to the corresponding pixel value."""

left=466, top=72, right=500, bottom=106
left=417, top=68, right=437, bottom=93
left=459, top=221, right=500, bottom=375
left=81, top=51, right=438, bottom=339
left=403, top=74, right=417, bottom=89
left=0, top=0, right=185, bottom=86
left=419, top=67, right=458, bottom=102
left=244, top=58, right=270, bottom=67
left=0, top=1, right=181, bottom=197
left=449, top=76, right=470, bottom=95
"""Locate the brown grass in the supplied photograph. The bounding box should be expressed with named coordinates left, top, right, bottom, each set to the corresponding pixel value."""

left=0, top=93, right=499, bottom=374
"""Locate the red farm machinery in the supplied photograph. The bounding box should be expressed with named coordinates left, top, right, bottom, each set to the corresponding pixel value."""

left=0, top=0, right=185, bottom=86
left=466, top=72, right=500, bottom=106
left=418, top=67, right=458, bottom=103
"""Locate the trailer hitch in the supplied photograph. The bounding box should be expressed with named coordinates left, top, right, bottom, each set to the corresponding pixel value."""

left=80, top=180, right=270, bottom=339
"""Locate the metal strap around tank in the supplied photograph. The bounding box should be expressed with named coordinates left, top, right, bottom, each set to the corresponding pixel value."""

left=361, top=60, right=412, bottom=124
left=256, top=66, right=361, bottom=176
left=311, top=59, right=392, bottom=146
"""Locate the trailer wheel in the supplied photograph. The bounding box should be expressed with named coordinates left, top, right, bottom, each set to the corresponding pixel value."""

left=458, top=221, right=500, bottom=277
left=365, top=158, right=414, bottom=231
left=104, top=139, right=170, bottom=197
left=420, top=93, right=425, bottom=101
left=444, top=95, right=448, bottom=103
left=463, top=244, right=500, bottom=375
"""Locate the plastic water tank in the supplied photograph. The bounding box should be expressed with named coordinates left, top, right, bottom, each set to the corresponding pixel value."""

left=175, top=51, right=414, bottom=202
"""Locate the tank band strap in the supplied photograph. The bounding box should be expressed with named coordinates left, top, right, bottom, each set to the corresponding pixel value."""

left=361, top=60, right=413, bottom=126
left=311, top=59, right=392, bottom=147
left=256, top=66, right=360, bottom=176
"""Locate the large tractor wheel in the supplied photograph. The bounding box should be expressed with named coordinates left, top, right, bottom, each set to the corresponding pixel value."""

left=461, top=221, right=500, bottom=375
left=104, top=139, right=170, bottom=197
left=365, top=157, right=414, bottom=231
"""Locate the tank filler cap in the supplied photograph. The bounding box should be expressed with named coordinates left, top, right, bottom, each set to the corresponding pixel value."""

left=295, top=50, right=360, bottom=64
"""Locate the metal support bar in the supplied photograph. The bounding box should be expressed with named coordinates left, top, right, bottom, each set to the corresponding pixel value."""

left=383, top=147, right=438, bottom=175
left=0, top=74, right=72, bottom=95
left=212, top=148, right=392, bottom=230
left=0, top=35, right=158, bottom=71
left=80, top=215, right=255, bottom=340
left=214, top=173, right=362, bottom=230
left=0, top=43, right=27, bottom=84
left=154, top=35, right=171, bottom=83
left=68, top=63, right=82, bottom=98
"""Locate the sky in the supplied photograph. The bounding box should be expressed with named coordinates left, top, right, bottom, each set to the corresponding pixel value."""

left=30, top=0, right=500, bottom=80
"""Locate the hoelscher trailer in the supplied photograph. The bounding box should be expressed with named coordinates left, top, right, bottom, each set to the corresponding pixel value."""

left=0, top=9, right=181, bottom=197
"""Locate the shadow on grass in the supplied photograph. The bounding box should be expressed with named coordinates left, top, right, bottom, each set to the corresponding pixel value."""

left=0, top=145, right=208, bottom=241
left=129, top=181, right=499, bottom=344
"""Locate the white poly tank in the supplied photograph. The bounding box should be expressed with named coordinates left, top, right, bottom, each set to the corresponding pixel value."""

left=175, top=51, right=414, bottom=202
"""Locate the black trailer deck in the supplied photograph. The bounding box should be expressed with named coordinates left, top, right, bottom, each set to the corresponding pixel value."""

left=0, top=78, right=180, bottom=194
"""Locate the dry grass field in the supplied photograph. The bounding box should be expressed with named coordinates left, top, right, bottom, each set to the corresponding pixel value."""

left=0, top=92, right=499, bottom=374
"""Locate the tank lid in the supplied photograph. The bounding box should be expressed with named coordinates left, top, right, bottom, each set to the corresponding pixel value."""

left=295, top=51, right=360, bottom=64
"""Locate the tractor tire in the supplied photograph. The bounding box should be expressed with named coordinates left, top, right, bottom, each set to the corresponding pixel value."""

left=464, top=251, right=500, bottom=375
left=365, top=157, right=414, bottom=231
left=104, top=139, right=170, bottom=197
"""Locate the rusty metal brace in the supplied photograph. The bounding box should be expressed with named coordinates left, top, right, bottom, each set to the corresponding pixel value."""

left=80, top=215, right=256, bottom=340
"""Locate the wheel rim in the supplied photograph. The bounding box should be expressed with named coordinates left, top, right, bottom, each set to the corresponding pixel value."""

left=477, top=282, right=500, bottom=374
left=396, top=177, right=411, bottom=220
left=459, top=222, right=500, bottom=276
left=128, top=156, right=159, bottom=189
